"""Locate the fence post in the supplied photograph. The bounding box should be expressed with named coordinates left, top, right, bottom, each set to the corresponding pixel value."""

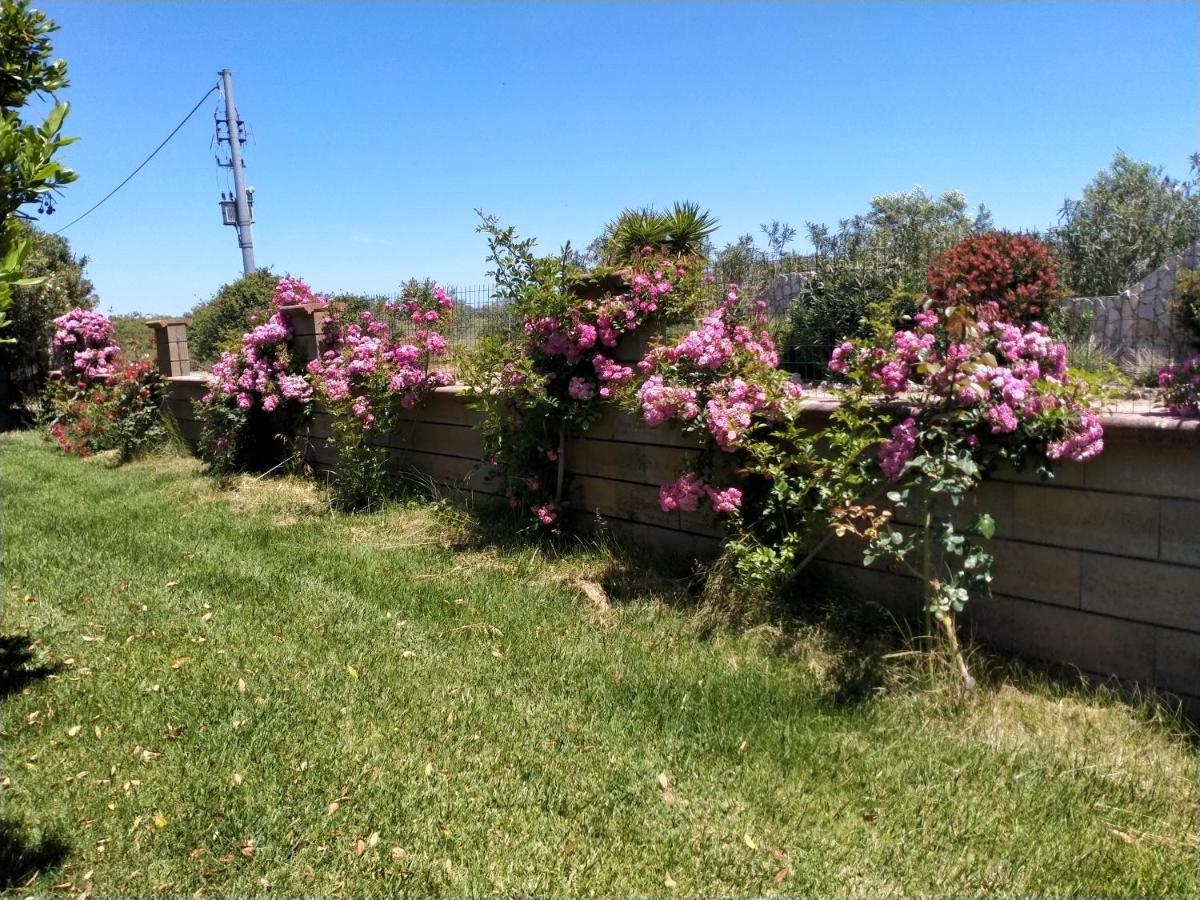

left=277, top=303, right=333, bottom=366
left=147, top=318, right=193, bottom=377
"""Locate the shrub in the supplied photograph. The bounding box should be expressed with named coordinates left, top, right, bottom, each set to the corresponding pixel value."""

left=1052, top=151, right=1200, bottom=295
left=0, top=224, right=96, bottom=417
left=188, top=269, right=278, bottom=365
left=1157, top=356, right=1200, bottom=416
left=464, top=211, right=709, bottom=529
left=308, top=282, right=455, bottom=510
left=926, top=232, right=1057, bottom=323
left=46, top=356, right=166, bottom=462
left=1173, top=268, right=1200, bottom=349
left=195, top=277, right=320, bottom=475
left=50, top=307, right=120, bottom=381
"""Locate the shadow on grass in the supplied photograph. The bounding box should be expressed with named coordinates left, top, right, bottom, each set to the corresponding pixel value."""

left=316, top=480, right=1200, bottom=735
left=0, top=633, right=61, bottom=699
left=0, top=818, right=69, bottom=891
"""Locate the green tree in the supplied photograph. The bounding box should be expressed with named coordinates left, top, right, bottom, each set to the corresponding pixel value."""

left=806, top=187, right=992, bottom=276
left=1, top=0, right=77, bottom=337
left=1052, top=150, right=1200, bottom=295
left=187, top=268, right=277, bottom=364
left=785, top=188, right=991, bottom=377
left=0, top=221, right=94, bottom=408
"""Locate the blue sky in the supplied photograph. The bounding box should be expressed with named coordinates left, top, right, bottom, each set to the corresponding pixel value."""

left=29, top=1, right=1200, bottom=315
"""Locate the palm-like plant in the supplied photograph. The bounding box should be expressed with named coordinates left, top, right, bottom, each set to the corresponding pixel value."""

left=664, top=202, right=718, bottom=258
left=603, top=207, right=671, bottom=263
left=601, top=203, right=718, bottom=264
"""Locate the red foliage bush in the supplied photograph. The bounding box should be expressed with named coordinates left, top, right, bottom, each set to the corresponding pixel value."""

left=926, top=232, right=1058, bottom=322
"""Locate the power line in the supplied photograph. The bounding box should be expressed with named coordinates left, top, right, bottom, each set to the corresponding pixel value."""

left=54, top=82, right=221, bottom=235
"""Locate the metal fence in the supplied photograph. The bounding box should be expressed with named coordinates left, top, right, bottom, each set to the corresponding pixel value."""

left=372, top=256, right=1188, bottom=385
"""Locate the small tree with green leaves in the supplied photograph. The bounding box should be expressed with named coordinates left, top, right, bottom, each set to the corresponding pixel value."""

left=1053, top=151, right=1200, bottom=295
left=1, top=0, right=77, bottom=339
left=187, top=268, right=278, bottom=364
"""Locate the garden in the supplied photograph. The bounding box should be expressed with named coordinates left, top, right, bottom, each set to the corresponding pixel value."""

left=3, top=1, right=1200, bottom=893
left=6, top=205, right=1200, bottom=894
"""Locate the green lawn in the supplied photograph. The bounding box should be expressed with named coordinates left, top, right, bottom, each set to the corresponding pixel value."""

left=2, top=431, right=1196, bottom=896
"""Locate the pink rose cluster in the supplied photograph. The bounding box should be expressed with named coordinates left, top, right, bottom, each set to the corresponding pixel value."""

left=52, top=308, right=121, bottom=382
left=658, top=472, right=742, bottom=515
left=1157, top=356, right=1200, bottom=417
left=202, top=278, right=329, bottom=412
left=638, top=284, right=802, bottom=452
left=308, top=292, right=455, bottom=432
left=833, top=306, right=1104, bottom=470
left=521, top=257, right=687, bottom=367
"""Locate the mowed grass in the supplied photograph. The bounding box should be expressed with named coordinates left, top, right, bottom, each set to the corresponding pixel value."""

left=1, top=431, right=1197, bottom=896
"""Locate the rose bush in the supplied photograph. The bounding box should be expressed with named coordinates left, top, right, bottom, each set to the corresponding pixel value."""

left=308, top=281, right=455, bottom=509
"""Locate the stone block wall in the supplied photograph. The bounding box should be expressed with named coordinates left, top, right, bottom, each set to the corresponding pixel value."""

left=1062, top=240, right=1200, bottom=365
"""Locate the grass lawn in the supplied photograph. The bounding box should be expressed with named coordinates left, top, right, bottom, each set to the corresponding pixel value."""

left=2, top=431, right=1197, bottom=896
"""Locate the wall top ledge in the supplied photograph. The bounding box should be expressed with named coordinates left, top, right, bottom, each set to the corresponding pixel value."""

left=172, top=380, right=1199, bottom=443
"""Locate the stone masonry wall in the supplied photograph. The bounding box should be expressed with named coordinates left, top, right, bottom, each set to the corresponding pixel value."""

left=1063, top=240, right=1200, bottom=366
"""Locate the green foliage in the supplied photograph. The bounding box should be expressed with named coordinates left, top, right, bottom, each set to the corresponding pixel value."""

left=0, top=0, right=77, bottom=338
left=1173, top=267, right=1200, bottom=349
left=807, top=187, right=992, bottom=276
left=109, top=312, right=157, bottom=361
left=784, top=188, right=991, bottom=377
left=785, top=263, right=915, bottom=379
left=597, top=201, right=718, bottom=265
left=0, top=222, right=94, bottom=410
left=187, top=268, right=277, bottom=364
left=44, top=359, right=166, bottom=463
left=1053, top=151, right=1200, bottom=295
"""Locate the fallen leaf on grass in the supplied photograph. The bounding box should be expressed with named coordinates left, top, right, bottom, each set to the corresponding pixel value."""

left=390, top=845, right=406, bottom=860
left=236, top=678, right=247, bottom=695
left=153, top=813, right=167, bottom=829
left=240, top=841, right=256, bottom=858
left=170, top=657, right=189, bottom=670
left=664, top=872, right=677, bottom=889
left=67, top=725, right=82, bottom=737
left=773, top=867, right=791, bottom=885
left=165, top=722, right=185, bottom=739
left=1110, top=828, right=1136, bottom=845
left=346, top=665, right=359, bottom=679
left=743, top=833, right=759, bottom=851
left=353, top=838, right=366, bottom=858
left=166, top=581, right=179, bottom=588
left=491, top=647, right=503, bottom=659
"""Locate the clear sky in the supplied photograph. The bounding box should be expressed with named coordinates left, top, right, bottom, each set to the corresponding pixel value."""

left=28, top=1, right=1200, bottom=315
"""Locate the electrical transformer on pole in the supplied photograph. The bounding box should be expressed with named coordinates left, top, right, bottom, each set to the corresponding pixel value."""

left=216, top=68, right=256, bottom=274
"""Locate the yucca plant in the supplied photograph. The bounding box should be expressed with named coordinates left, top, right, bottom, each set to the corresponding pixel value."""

left=601, top=203, right=718, bottom=264
left=664, top=201, right=718, bottom=258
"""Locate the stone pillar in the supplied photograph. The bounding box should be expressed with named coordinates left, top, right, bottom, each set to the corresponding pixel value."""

left=147, top=318, right=192, bottom=377
left=277, top=303, right=334, bottom=366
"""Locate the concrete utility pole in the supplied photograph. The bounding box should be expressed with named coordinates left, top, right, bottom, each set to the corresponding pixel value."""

left=217, top=68, right=256, bottom=274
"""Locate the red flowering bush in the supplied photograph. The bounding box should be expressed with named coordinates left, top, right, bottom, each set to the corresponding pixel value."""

left=48, top=359, right=165, bottom=462
left=926, top=232, right=1057, bottom=322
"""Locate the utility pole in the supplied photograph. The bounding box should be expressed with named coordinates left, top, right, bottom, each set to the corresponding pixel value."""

left=217, top=68, right=256, bottom=274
